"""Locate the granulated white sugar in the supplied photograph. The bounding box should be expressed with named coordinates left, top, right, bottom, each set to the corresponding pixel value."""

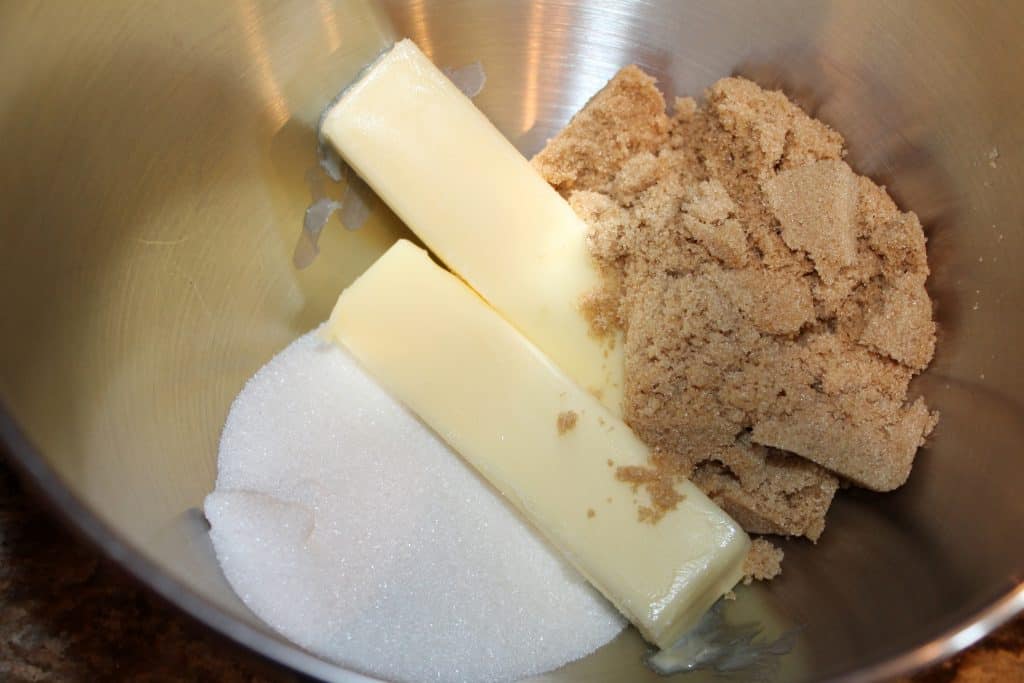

left=204, top=330, right=624, bottom=683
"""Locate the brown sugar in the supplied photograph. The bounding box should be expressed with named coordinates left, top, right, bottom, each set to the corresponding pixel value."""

left=615, top=460, right=683, bottom=524
left=556, top=410, right=579, bottom=435
left=742, top=539, right=784, bottom=583
left=534, top=70, right=937, bottom=569
left=690, top=440, right=838, bottom=541
left=532, top=66, right=670, bottom=196
left=762, top=160, right=860, bottom=285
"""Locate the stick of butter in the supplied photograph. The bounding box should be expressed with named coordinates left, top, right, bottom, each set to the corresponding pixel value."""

left=324, top=240, right=750, bottom=649
left=321, top=39, right=624, bottom=415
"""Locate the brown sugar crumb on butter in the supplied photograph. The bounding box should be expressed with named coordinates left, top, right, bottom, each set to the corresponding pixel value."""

left=587, top=508, right=596, bottom=519
left=616, top=460, right=684, bottom=524
left=535, top=69, right=938, bottom=575
left=556, top=410, right=578, bottom=435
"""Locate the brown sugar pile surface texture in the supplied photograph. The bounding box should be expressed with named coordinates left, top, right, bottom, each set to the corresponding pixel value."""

left=533, top=69, right=938, bottom=562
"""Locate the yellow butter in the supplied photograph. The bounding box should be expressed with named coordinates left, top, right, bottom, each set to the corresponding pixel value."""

left=321, top=39, right=624, bottom=414
left=324, top=240, right=750, bottom=649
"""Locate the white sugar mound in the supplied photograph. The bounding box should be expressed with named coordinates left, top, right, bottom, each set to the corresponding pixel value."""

left=205, top=330, right=624, bottom=683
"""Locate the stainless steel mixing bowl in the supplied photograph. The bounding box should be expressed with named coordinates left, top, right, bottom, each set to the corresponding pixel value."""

left=2, top=1, right=1022, bottom=681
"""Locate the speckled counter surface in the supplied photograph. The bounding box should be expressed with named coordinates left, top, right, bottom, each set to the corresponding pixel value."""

left=0, top=455, right=1020, bottom=683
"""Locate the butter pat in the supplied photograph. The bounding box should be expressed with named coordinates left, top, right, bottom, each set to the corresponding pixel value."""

left=321, top=39, right=624, bottom=414
left=324, top=240, right=750, bottom=649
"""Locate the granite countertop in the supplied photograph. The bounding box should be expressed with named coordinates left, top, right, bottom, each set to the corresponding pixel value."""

left=1, top=456, right=1020, bottom=683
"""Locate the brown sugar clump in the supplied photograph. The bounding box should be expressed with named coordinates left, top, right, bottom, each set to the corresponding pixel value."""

left=534, top=69, right=938, bottom=571
left=762, top=160, right=859, bottom=285
left=532, top=66, right=670, bottom=196
left=743, top=539, right=784, bottom=583
left=556, top=410, right=579, bottom=435
left=691, top=440, right=838, bottom=541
